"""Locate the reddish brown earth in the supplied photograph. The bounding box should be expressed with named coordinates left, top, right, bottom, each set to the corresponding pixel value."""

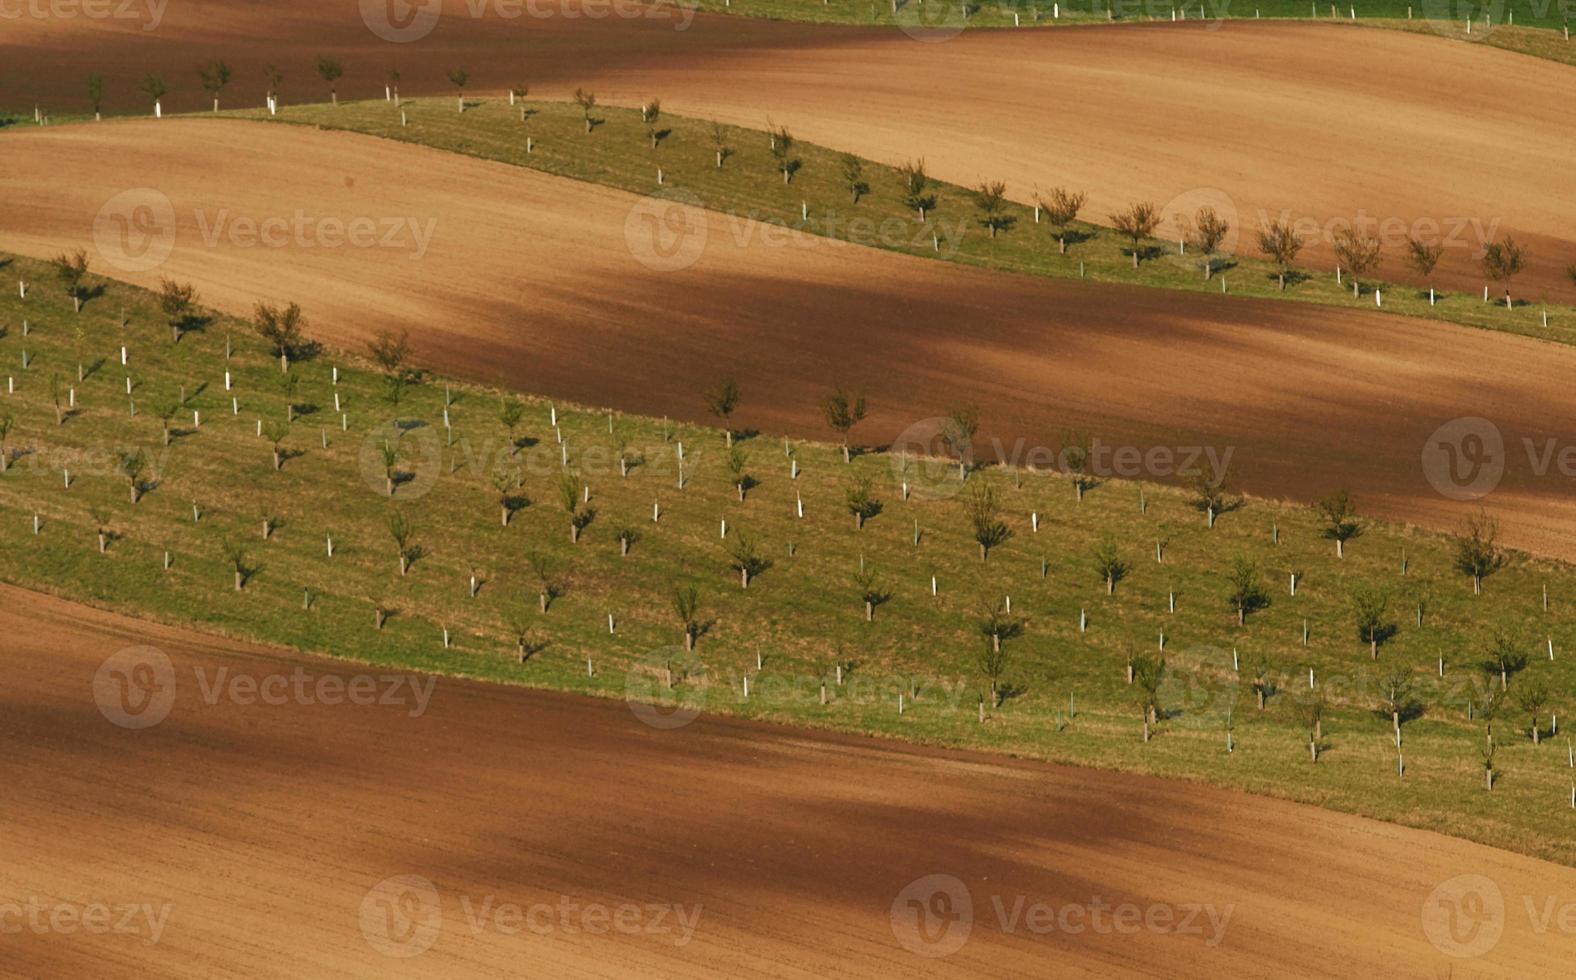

left=2, top=6, right=1572, bottom=299
left=3, top=584, right=1573, bottom=977
left=6, top=119, right=1576, bottom=558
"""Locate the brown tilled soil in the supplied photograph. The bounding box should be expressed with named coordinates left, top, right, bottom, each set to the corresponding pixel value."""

left=7, top=119, right=1576, bottom=557
left=3, top=7, right=1573, bottom=298
left=3, top=585, right=1573, bottom=977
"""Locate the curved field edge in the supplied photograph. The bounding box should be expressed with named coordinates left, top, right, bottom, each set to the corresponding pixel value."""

left=665, top=0, right=1576, bottom=68
left=184, top=98, right=1576, bottom=349
left=0, top=254, right=1573, bottom=865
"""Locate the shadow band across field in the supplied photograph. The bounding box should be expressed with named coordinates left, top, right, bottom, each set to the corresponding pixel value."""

left=4, top=584, right=1574, bottom=977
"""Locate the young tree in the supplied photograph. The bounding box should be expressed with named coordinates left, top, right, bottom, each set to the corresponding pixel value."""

left=1350, top=584, right=1392, bottom=659
left=853, top=567, right=890, bottom=622
left=447, top=67, right=469, bottom=113
left=769, top=126, right=800, bottom=184
left=1132, top=655, right=1166, bottom=737
left=1256, top=218, right=1304, bottom=290
left=222, top=539, right=250, bottom=591
left=1515, top=678, right=1550, bottom=745
left=1318, top=489, right=1361, bottom=557
left=726, top=531, right=769, bottom=588
left=841, top=154, right=868, bottom=204
left=252, top=301, right=306, bottom=371
left=558, top=473, right=595, bottom=543
left=49, top=373, right=66, bottom=426
left=51, top=249, right=90, bottom=312
left=1454, top=510, right=1506, bottom=595
left=198, top=59, right=231, bottom=112
left=263, top=64, right=284, bottom=107
left=640, top=98, right=663, bottom=148
left=1405, top=236, right=1445, bottom=304
left=1092, top=535, right=1128, bottom=595
left=491, top=470, right=525, bottom=526
left=118, top=449, right=149, bottom=504
left=821, top=387, right=867, bottom=462
left=703, top=377, right=742, bottom=446
left=1036, top=187, right=1086, bottom=254
left=964, top=484, right=1012, bottom=560
left=1481, top=235, right=1525, bottom=309
left=1331, top=226, right=1383, bottom=296
left=978, top=640, right=1010, bottom=710
left=263, top=420, right=291, bottom=471
left=845, top=475, right=882, bottom=529
left=0, top=415, right=13, bottom=474
left=499, top=397, right=526, bottom=455
left=316, top=56, right=344, bottom=105
left=616, top=525, right=641, bottom=557
left=672, top=584, right=703, bottom=650
left=898, top=159, right=936, bottom=221
left=573, top=88, right=597, bottom=133
left=1377, top=667, right=1416, bottom=736
left=528, top=551, right=564, bottom=612
left=388, top=510, right=419, bottom=576
left=1176, top=205, right=1231, bottom=280
left=725, top=445, right=753, bottom=501
left=1109, top=202, right=1160, bottom=269
left=141, top=74, right=167, bottom=116
left=367, top=329, right=416, bottom=404
left=377, top=439, right=400, bottom=496
left=973, top=181, right=1014, bottom=239
left=978, top=599, right=1025, bottom=655
left=710, top=122, right=731, bottom=169
left=1192, top=465, right=1236, bottom=528
left=942, top=404, right=979, bottom=479
left=1484, top=625, right=1528, bottom=691
left=1061, top=431, right=1098, bottom=501
left=1298, top=693, right=1326, bottom=761
left=158, top=278, right=198, bottom=343
left=1225, top=555, right=1268, bottom=625
left=87, top=74, right=105, bottom=121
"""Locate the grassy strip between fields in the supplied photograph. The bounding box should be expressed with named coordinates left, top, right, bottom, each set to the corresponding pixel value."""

left=195, top=96, right=1576, bottom=349
left=0, top=254, right=1573, bottom=864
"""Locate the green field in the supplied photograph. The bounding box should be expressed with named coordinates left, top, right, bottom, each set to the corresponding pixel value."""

left=688, top=0, right=1572, bottom=30
left=209, top=97, right=1576, bottom=348
left=1, top=253, right=1573, bottom=863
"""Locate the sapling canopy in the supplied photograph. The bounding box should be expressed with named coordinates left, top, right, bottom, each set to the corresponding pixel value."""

left=198, top=60, right=231, bottom=111
left=1481, top=235, right=1526, bottom=309
left=51, top=249, right=90, bottom=312
left=1453, top=511, right=1506, bottom=594
left=703, top=377, right=742, bottom=446
left=1109, top=202, right=1160, bottom=269
left=1317, top=489, right=1361, bottom=557
left=841, top=154, right=868, bottom=204
left=973, top=181, right=1014, bottom=239
left=315, top=56, right=344, bottom=104
left=821, top=387, right=867, bottom=462
left=1036, top=187, right=1086, bottom=254
left=1256, top=218, right=1304, bottom=290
